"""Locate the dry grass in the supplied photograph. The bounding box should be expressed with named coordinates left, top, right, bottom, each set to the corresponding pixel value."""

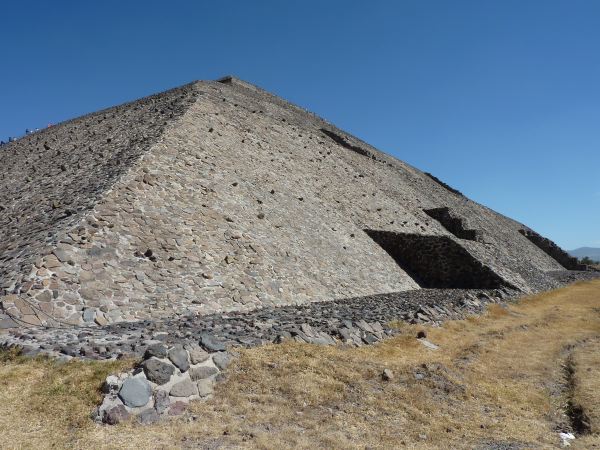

left=569, top=338, right=600, bottom=444
left=1, top=280, right=600, bottom=449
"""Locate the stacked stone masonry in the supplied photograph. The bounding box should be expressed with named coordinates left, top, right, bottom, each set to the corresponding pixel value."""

left=0, top=76, right=594, bottom=329
left=363, top=231, right=509, bottom=289
left=95, top=342, right=231, bottom=424
left=518, top=229, right=587, bottom=271
left=3, top=272, right=598, bottom=363
left=423, top=207, right=482, bottom=242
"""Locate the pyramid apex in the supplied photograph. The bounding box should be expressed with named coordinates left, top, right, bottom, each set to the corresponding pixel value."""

left=215, top=75, right=261, bottom=92
left=215, top=75, right=238, bottom=83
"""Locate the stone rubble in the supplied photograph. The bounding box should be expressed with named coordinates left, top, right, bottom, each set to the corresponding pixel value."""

left=89, top=288, right=508, bottom=425
left=1, top=288, right=518, bottom=361
left=3, top=271, right=596, bottom=364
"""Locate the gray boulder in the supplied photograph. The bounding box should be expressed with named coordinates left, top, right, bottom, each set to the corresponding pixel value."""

left=170, top=378, right=198, bottom=397
left=199, top=334, right=226, bottom=352
left=212, top=352, right=232, bottom=370
left=196, top=379, right=214, bottom=397
left=144, top=343, right=168, bottom=359
left=138, top=408, right=160, bottom=425
left=118, top=377, right=152, bottom=407
left=168, top=344, right=190, bottom=372
left=189, top=365, right=218, bottom=381
left=154, top=389, right=170, bottom=414
left=103, top=404, right=130, bottom=425
left=141, top=357, right=175, bottom=385
left=186, top=344, right=210, bottom=364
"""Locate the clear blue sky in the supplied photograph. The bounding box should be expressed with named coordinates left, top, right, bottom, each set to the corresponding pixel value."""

left=1, top=1, right=598, bottom=250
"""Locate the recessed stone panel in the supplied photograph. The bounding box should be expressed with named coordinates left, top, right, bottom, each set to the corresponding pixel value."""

left=519, top=229, right=585, bottom=271
left=423, top=207, right=481, bottom=241
left=364, top=230, right=507, bottom=289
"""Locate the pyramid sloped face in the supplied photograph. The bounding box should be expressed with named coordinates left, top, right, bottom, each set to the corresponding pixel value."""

left=0, top=77, right=569, bottom=326
left=0, top=84, right=199, bottom=324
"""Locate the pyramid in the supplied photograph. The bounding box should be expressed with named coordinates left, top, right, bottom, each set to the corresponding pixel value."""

left=0, top=76, right=588, bottom=328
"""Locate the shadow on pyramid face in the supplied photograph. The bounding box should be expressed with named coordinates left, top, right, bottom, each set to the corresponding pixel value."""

left=364, top=230, right=508, bottom=289
left=519, top=229, right=586, bottom=271
left=423, top=207, right=482, bottom=242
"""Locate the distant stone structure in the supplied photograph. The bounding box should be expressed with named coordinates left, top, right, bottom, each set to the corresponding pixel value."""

left=0, top=76, right=592, bottom=330
left=518, top=229, right=587, bottom=271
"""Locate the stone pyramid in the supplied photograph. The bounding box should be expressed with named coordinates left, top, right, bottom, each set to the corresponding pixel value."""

left=0, top=76, right=585, bottom=328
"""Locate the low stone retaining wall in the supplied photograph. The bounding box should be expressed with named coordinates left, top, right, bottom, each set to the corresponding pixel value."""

left=95, top=343, right=231, bottom=425
left=1, top=288, right=513, bottom=361
left=89, top=289, right=512, bottom=425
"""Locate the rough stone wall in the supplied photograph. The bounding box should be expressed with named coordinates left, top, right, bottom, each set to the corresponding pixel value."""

left=0, top=76, right=577, bottom=326
left=423, top=207, right=481, bottom=241
left=10, top=81, right=423, bottom=324
left=519, top=229, right=585, bottom=271
left=423, top=172, right=464, bottom=196
left=364, top=231, right=509, bottom=289
left=0, top=84, right=199, bottom=324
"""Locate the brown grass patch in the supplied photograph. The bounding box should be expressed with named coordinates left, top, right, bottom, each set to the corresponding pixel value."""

left=568, top=337, right=600, bottom=447
left=1, top=280, right=600, bottom=449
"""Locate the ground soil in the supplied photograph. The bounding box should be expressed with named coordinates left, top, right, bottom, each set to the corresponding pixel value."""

left=1, top=280, right=600, bottom=449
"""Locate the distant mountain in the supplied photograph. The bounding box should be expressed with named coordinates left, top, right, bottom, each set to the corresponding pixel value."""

left=568, top=247, right=600, bottom=261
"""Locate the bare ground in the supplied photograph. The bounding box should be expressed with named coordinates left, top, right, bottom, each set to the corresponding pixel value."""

left=1, top=280, right=600, bottom=449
